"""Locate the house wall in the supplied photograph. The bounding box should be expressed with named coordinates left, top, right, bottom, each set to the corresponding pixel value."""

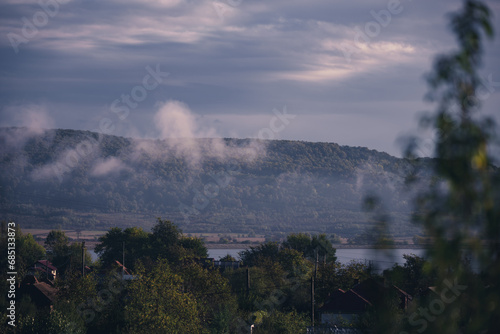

left=33, top=263, right=57, bottom=278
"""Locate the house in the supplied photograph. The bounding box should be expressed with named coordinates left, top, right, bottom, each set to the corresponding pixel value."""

left=19, top=275, right=58, bottom=309
left=113, top=260, right=138, bottom=280
left=351, top=278, right=412, bottom=311
left=27, top=260, right=57, bottom=281
left=114, top=260, right=131, bottom=275
left=319, top=288, right=372, bottom=324
left=319, top=278, right=412, bottom=326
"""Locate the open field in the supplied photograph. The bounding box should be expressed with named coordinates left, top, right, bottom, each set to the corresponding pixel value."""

left=21, top=228, right=419, bottom=250
left=186, top=232, right=266, bottom=243
left=24, top=229, right=108, bottom=241
left=23, top=229, right=107, bottom=250
left=21, top=229, right=269, bottom=249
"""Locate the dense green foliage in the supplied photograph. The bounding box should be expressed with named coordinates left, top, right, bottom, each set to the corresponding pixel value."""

left=0, top=127, right=424, bottom=237
left=0, top=223, right=46, bottom=279
left=369, top=1, right=500, bottom=332
left=407, top=1, right=500, bottom=332
left=95, top=218, right=207, bottom=270
left=43, top=229, right=93, bottom=277
left=124, top=260, right=203, bottom=333
left=5, top=218, right=489, bottom=334
left=4, top=221, right=374, bottom=333
left=2, top=1, right=498, bottom=332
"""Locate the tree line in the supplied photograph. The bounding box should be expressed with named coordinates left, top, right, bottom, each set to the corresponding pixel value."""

left=1, top=219, right=439, bottom=333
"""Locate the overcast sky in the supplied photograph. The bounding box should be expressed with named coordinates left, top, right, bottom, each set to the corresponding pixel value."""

left=1, top=0, right=499, bottom=157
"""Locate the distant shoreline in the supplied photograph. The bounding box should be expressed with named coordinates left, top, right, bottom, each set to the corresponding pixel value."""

left=205, top=243, right=427, bottom=250
left=25, top=228, right=428, bottom=251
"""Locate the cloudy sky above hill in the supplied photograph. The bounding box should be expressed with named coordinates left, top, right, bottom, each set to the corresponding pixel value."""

left=1, top=0, right=499, bottom=156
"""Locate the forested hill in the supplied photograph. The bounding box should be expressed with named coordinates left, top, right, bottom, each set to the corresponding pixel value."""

left=0, top=127, right=427, bottom=238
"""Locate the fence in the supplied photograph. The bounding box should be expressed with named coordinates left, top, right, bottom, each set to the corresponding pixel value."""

left=306, top=327, right=361, bottom=334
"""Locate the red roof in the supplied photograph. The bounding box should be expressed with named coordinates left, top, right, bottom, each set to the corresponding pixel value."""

left=34, top=260, right=57, bottom=271
left=319, top=288, right=371, bottom=314
left=351, top=278, right=412, bottom=309
left=33, top=282, right=58, bottom=303
left=19, top=280, right=58, bottom=308
left=114, top=260, right=131, bottom=275
left=320, top=278, right=412, bottom=315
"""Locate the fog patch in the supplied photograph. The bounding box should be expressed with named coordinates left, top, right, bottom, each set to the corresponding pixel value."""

left=91, top=157, right=129, bottom=177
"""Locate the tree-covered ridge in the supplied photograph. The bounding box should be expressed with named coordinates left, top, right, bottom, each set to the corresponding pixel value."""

left=0, top=127, right=426, bottom=237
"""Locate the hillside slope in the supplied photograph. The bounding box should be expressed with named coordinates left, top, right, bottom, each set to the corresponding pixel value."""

left=0, top=127, right=426, bottom=238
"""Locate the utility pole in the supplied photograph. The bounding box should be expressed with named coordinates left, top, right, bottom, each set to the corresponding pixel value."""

left=311, top=250, right=318, bottom=327
left=246, top=267, right=250, bottom=296
left=122, top=241, right=125, bottom=279
left=314, top=250, right=318, bottom=282
left=82, top=241, right=86, bottom=276
left=311, top=275, right=314, bottom=326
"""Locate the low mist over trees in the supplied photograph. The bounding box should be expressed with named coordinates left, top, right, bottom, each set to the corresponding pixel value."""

left=1, top=1, right=498, bottom=333
left=0, top=128, right=424, bottom=238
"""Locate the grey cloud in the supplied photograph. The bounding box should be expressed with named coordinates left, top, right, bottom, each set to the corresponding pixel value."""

left=0, top=0, right=499, bottom=157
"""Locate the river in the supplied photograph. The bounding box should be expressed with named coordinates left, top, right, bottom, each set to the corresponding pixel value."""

left=89, top=248, right=426, bottom=272
left=208, top=248, right=425, bottom=271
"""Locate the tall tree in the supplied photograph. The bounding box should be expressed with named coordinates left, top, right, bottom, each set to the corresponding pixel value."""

left=45, top=229, right=70, bottom=273
left=239, top=242, right=280, bottom=267
left=179, top=262, right=237, bottom=330
left=45, top=229, right=69, bottom=257
left=95, top=226, right=149, bottom=271
left=124, top=260, right=203, bottom=333
left=282, top=233, right=337, bottom=263
left=400, top=1, right=499, bottom=333
left=179, top=236, right=208, bottom=260
left=149, top=218, right=182, bottom=262
left=44, top=230, right=93, bottom=276
left=0, top=222, right=46, bottom=325
left=1, top=224, right=46, bottom=277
